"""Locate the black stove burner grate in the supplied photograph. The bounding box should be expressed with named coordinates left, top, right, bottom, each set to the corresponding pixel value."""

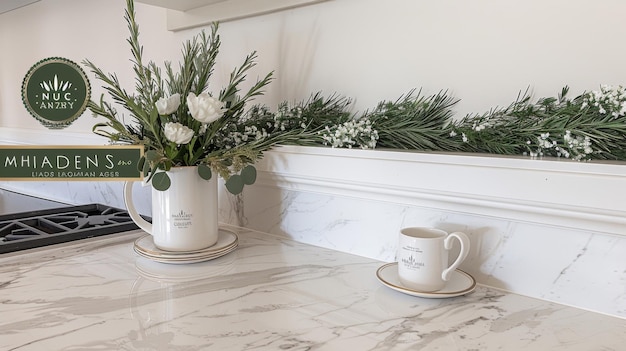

left=0, top=204, right=142, bottom=254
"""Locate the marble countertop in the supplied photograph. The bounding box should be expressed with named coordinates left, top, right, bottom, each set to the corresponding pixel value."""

left=1, top=226, right=625, bottom=351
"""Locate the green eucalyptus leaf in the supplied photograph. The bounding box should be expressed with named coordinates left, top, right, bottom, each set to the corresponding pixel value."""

left=197, top=164, right=212, bottom=180
left=142, top=159, right=151, bottom=177
left=241, top=165, right=257, bottom=185
left=152, top=172, right=171, bottom=191
left=225, top=175, right=244, bottom=195
left=137, top=156, right=146, bottom=172
left=145, top=150, right=160, bottom=162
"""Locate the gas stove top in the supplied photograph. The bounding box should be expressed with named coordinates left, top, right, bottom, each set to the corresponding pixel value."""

left=0, top=204, right=141, bottom=253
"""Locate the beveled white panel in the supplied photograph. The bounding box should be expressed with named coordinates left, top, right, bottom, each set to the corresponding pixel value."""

left=136, top=0, right=225, bottom=12
left=161, top=0, right=329, bottom=31
left=0, top=0, right=39, bottom=15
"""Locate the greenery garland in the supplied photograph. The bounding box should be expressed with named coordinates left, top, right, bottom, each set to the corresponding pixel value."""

left=231, top=85, right=626, bottom=162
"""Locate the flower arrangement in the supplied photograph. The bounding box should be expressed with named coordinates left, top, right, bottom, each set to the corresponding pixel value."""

left=83, top=0, right=308, bottom=194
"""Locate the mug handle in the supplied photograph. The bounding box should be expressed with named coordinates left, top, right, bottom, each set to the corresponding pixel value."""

left=441, top=232, right=470, bottom=281
left=123, top=181, right=152, bottom=234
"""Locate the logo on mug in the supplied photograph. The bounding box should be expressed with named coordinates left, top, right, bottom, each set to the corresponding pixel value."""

left=172, top=210, right=193, bottom=228
left=401, top=254, right=425, bottom=270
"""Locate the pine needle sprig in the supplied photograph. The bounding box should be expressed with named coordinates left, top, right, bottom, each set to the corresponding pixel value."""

left=365, top=90, right=460, bottom=151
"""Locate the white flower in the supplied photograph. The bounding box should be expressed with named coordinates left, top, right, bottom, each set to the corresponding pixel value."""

left=155, top=93, right=181, bottom=115
left=164, top=122, right=194, bottom=144
left=187, top=92, right=226, bottom=123
left=582, top=85, right=626, bottom=120
left=317, top=118, right=378, bottom=149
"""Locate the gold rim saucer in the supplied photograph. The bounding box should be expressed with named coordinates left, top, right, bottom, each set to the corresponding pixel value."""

left=376, top=262, right=476, bottom=298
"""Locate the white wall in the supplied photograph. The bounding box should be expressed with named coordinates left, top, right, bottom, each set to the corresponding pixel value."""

left=2, top=0, right=626, bottom=133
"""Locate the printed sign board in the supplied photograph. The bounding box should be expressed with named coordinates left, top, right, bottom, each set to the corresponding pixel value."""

left=0, top=145, right=143, bottom=180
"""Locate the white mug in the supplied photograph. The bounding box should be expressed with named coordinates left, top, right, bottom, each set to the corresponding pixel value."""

left=124, top=166, right=219, bottom=252
left=397, top=227, right=470, bottom=292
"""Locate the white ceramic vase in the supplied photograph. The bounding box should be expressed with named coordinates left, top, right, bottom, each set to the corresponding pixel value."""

left=124, top=166, right=219, bottom=251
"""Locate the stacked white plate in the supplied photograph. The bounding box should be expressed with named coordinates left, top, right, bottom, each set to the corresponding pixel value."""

left=133, top=228, right=238, bottom=264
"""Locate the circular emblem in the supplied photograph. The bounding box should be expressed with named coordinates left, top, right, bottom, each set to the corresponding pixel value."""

left=21, top=57, right=91, bottom=129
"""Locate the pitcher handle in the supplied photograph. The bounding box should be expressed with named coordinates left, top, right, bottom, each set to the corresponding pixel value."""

left=441, top=232, right=470, bottom=281
left=124, top=181, right=152, bottom=234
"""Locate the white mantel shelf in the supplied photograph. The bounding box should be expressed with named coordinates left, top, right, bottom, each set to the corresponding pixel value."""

left=255, top=145, right=626, bottom=237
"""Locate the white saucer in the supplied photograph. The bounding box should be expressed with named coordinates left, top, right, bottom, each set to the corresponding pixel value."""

left=376, top=262, right=476, bottom=298
left=133, top=228, right=238, bottom=264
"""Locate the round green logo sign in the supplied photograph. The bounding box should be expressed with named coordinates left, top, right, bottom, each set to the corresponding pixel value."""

left=22, top=57, right=91, bottom=129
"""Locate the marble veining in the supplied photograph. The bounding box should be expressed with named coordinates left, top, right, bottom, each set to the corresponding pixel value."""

left=1, top=227, right=624, bottom=350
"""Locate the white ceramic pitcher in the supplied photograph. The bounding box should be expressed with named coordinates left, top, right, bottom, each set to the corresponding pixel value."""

left=124, top=166, right=219, bottom=252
